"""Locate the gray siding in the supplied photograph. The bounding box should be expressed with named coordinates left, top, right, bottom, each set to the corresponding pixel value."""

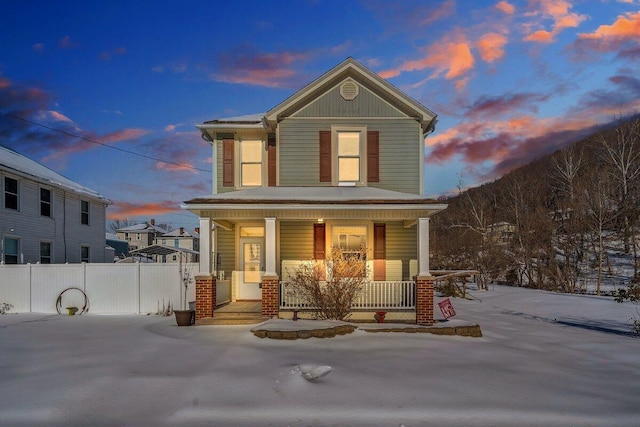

left=216, top=226, right=235, bottom=277
left=1, top=170, right=108, bottom=264
left=278, top=118, right=421, bottom=193
left=385, top=222, right=417, bottom=280
left=279, top=221, right=314, bottom=261
left=295, top=84, right=406, bottom=118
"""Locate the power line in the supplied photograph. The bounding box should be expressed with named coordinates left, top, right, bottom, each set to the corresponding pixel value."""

left=0, top=111, right=212, bottom=173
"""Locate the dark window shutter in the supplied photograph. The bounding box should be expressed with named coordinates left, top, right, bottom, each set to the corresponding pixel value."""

left=367, top=131, right=380, bottom=183
left=319, top=131, right=332, bottom=182
left=373, top=223, right=386, bottom=281
left=222, top=139, right=234, bottom=187
left=313, top=223, right=326, bottom=259
left=268, top=134, right=276, bottom=187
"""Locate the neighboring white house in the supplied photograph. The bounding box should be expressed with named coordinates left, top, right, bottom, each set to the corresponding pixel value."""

left=116, top=219, right=168, bottom=252
left=156, top=227, right=200, bottom=263
left=0, top=145, right=111, bottom=264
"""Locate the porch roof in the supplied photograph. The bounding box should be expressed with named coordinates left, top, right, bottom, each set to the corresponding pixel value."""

left=181, top=187, right=447, bottom=222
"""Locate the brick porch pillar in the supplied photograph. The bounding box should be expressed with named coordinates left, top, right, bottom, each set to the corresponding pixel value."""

left=416, top=275, right=434, bottom=325
left=261, top=275, right=279, bottom=318
left=195, top=274, right=216, bottom=320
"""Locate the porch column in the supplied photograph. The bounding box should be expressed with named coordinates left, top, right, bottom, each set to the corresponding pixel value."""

left=416, top=217, right=434, bottom=325
left=264, top=218, right=276, bottom=276
left=418, top=217, right=430, bottom=276
left=262, top=217, right=279, bottom=318
left=195, top=274, right=216, bottom=321
left=198, top=217, right=212, bottom=276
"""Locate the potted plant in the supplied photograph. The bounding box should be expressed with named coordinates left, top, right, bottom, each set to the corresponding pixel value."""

left=174, top=252, right=195, bottom=326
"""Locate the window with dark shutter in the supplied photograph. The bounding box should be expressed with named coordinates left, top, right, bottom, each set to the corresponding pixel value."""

left=313, top=223, right=326, bottom=259
left=367, top=131, right=379, bottom=183
left=373, top=223, right=386, bottom=281
left=222, top=139, right=234, bottom=187
left=319, top=131, right=332, bottom=182
left=268, top=134, right=276, bottom=187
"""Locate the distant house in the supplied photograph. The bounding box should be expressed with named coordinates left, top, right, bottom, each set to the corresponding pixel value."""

left=106, top=233, right=130, bottom=261
left=0, top=145, right=111, bottom=264
left=155, top=227, right=200, bottom=263
left=116, top=219, right=167, bottom=252
left=183, top=57, right=447, bottom=324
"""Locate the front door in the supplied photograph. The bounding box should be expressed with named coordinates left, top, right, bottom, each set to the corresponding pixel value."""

left=238, top=234, right=264, bottom=300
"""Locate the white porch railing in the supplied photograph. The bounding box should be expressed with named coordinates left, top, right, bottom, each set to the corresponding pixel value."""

left=280, top=281, right=415, bottom=310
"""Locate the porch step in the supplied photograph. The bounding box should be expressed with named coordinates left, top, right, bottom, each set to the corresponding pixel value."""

left=196, top=312, right=270, bottom=325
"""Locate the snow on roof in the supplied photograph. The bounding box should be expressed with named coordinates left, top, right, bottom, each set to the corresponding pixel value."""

left=185, top=186, right=444, bottom=204
left=117, top=222, right=167, bottom=233
left=204, top=113, right=265, bottom=123
left=0, top=145, right=110, bottom=203
left=162, top=228, right=198, bottom=238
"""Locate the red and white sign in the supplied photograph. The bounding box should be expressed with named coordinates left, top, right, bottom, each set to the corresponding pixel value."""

left=438, top=298, right=456, bottom=319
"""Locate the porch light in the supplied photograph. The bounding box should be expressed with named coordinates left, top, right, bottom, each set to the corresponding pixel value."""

left=317, top=218, right=324, bottom=223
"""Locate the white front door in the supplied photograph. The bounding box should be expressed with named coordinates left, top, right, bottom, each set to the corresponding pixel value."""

left=238, top=237, right=264, bottom=300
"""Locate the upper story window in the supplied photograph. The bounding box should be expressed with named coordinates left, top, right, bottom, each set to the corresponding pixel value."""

left=320, top=127, right=379, bottom=186
left=337, top=131, right=361, bottom=185
left=80, top=200, right=89, bottom=225
left=240, top=140, right=263, bottom=187
left=40, top=188, right=52, bottom=217
left=4, top=176, right=19, bottom=210
left=174, top=239, right=179, bottom=248
left=3, top=237, right=19, bottom=264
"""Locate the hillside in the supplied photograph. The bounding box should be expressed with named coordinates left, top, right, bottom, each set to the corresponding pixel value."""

left=432, top=116, right=640, bottom=295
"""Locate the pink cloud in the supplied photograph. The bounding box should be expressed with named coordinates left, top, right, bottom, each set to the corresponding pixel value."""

left=58, top=35, right=79, bottom=49
left=97, top=128, right=149, bottom=144
left=212, top=50, right=310, bottom=88
left=380, top=35, right=475, bottom=82
left=156, top=161, right=198, bottom=174
left=477, top=32, right=509, bottom=62
left=165, top=124, right=176, bottom=132
left=32, top=43, right=45, bottom=52
left=575, top=11, right=640, bottom=53
left=107, top=201, right=181, bottom=219
left=495, top=1, right=515, bottom=15
left=523, top=0, right=586, bottom=43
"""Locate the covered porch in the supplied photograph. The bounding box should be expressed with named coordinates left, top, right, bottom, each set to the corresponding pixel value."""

left=182, top=187, right=447, bottom=325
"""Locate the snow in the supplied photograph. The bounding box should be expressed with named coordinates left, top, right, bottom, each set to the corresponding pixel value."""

left=0, top=145, right=110, bottom=203
left=1, top=286, right=639, bottom=426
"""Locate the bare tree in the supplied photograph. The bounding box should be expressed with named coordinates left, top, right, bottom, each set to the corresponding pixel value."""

left=595, top=116, right=640, bottom=274
left=108, top=218, right=138, bottom=234
left=285, top=246, right=368, bottom=320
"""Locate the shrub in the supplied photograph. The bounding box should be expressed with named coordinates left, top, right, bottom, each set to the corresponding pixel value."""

left=286, top=246, right=368, bottom=320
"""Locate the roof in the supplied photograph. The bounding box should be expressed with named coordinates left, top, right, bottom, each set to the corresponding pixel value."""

left=129, top=244, right=199, bottom=257
left=117, top=222, right=168, bottom=233
left=184, top=186, right=444, bottom=205
left=162, top=228, right=199, bottom=238
left=0, top=144, right=111, bottom=204
left=196, top=57, right=437, bottom=136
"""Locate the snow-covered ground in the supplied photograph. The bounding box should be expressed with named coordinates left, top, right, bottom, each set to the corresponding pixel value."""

left=1, top=286, right=638, bottom=427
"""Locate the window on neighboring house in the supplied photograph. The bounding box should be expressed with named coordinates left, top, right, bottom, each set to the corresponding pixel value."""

left=4, top=177, right=19, bottom=210
left=162, top=239, right=166, bottom=244
left=172, top=254, right=177, bottom=261
left=174, top=239, right=179, bottom=248
left=40, top=241, right=51, bottom=264
left=136, top=233, right=141, bottom=240
left=81, top=200, right=89, bottom=225
left=240, top=140, right=263, bottom=187
left=81, top=245, right=90, bottom=263
left=4, top=237, right=19, bottom=264
left=40, top=188, right=52, bottom=217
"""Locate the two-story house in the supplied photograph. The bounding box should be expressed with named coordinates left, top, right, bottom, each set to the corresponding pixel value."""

left=155, top=227, right=200, bottom=263
left=116, top=219, right=167, bottom=252
left=1, top=144, right=111, bottom=264
left=183, top=58, right=447, bottom=324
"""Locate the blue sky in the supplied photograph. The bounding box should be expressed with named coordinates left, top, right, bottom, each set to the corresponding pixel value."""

left=1, top=0, right=639, bottom=230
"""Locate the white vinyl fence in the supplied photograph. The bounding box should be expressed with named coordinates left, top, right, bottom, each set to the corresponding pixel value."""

left=0, top=263, right=199, bottom=314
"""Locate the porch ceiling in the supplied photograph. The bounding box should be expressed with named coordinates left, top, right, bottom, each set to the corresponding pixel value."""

left=181, top=186, right=447, bottom=222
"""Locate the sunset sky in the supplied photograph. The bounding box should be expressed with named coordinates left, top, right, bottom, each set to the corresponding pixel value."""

left=1, top=0, right=639, bottom=230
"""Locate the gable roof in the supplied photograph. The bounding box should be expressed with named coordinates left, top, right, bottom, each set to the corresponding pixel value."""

left=196, top=57, right=437, bottom=137
left=117, top=222, right=168, bottom=233
left=0, top=144, right=111, bottom=204
left=264, top=57, right=437, bottom=134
